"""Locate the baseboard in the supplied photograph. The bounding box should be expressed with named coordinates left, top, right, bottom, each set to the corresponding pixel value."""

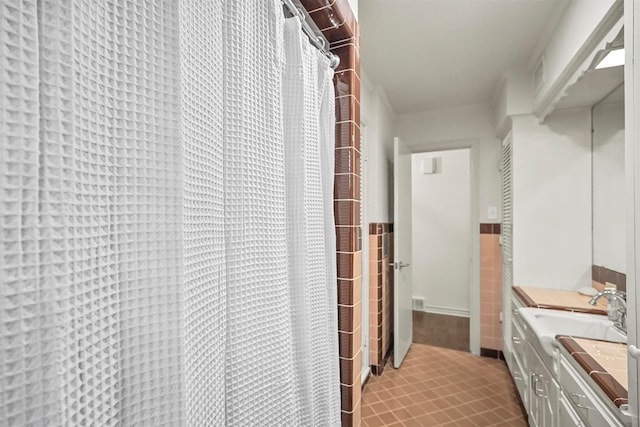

left=480, top=348, right=506, bottom=361
left=371, top=335, right=394, bottom=377
left=361, top=367, right=371, bottom=389
left=382, top=340, right=392, bottom=367
left=419, top=305, right=470, bottom=318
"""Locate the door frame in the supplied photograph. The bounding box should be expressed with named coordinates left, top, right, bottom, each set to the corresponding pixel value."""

left=360, top=123, right=370, bottom=384
left=624, top=1, right=639, bottom=423
left=406, top=138, right=480, bottom=355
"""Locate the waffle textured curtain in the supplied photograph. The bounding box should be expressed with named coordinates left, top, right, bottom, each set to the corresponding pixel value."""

left=0, top=1, right=340, bottom=425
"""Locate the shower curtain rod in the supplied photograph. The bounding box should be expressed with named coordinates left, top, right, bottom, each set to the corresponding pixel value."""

left=282, top=0, right=340, bottom=69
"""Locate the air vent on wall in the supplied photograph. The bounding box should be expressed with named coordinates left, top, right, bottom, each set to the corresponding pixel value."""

left=412, top=297, right=425, bottom=311
left=534, top=56, right=545, bottom=92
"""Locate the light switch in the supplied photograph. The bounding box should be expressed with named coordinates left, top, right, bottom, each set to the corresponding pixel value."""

left=488, top=206, right=498, bottom=220
left=421, top=158, right=436, bottom=174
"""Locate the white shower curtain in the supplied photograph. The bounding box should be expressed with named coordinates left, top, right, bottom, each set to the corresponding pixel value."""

left=283, top=18, right=342, bottom=427
left=179, top=0, right=226, bottom=424
left=221, top=2, right=300, bottom=425
left=0, top=1, right=339, bottom=426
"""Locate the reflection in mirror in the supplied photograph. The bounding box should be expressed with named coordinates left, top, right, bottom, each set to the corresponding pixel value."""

left=592, top=84, right=625, bottom=290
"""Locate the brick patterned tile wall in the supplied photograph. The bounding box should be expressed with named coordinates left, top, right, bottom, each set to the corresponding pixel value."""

left=383, top=231, right=393, bottom=366
left=301, top=1, right=361, bottom=425
left=368, top=223, right=393, bottom=376
left=480, top=224, right=503, bottom=351
left=592, top=265, right=627, bottom=292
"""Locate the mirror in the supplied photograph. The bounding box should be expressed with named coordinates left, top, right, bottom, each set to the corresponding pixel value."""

left=592, top=84, right=626, bottom=287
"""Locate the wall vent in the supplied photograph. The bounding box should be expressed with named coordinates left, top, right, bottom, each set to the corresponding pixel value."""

left=412, top=297, right=425, bottom=311
left=534, top=56, right=545, bottom=92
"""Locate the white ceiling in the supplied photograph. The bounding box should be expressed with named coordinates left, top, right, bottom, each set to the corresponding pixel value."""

left=360, top=0, right=568, bottom=115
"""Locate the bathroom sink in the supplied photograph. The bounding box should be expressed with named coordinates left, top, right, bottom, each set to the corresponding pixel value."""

left=517, top=307, right=626, bottom=356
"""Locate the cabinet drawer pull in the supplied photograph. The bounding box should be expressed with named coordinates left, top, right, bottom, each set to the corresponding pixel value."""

left=512, top=336, right=521, bottom=344
left=512, top=309, right=519, bottom=317
left=531, top=373, right=546, bottom=398
left=570, top=393, right=593, bottom=410
left=575, top=402, right=593, bottom=410
left=569, top=393, right=585, bottom=404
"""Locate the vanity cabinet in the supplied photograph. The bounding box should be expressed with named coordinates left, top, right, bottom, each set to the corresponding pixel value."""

left=510, top=298, right=528, bottom=408
left=526, top=342, right=559, bottom=427
left=503, top=284, right=521, bottom=370
left=558, top=355, right=626, bottom=427
left=559, top=392, right=585, bottom=427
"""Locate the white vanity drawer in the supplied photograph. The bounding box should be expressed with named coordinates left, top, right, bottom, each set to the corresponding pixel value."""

left=511, top=317, right=527, bottom=371
left=511, top=295, right=526, bottom=328
left=559, top=392, right=585, bottom=427
left=510, top=351, right=528, bottom=408
left=509, top=312, right=528, bottom=409
left=559, top=358, right=624, bottom=427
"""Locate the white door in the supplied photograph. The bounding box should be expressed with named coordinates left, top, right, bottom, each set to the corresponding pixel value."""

left=394, top=137, right=413, bottom=368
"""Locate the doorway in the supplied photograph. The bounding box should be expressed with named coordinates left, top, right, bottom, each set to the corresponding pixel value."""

left=409, top=148, right=472, bottom=352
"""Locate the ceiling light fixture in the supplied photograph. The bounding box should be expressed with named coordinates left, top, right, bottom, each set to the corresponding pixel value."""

left=595, top=48, right=625, bottom=69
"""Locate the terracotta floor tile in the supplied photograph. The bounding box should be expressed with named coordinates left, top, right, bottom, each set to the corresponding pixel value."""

left=378, top=411, right=400, bottom=425
left=405, top=392, right=425, bottom=405
left=467, top=400, right=488, bottom=413
left=384, top=398, right=405, bottom=411
left=453, top=417, right=480, bottom=427
left=478, top=409, right=506, bottom=424
left=361, top=344, right=527, bottom=427
left=492, top=407, right=513, bottom=420
left=371, top=400, right=391, bottom=414
left=445, top=394, right=465, bottom=406
left=405, top=403, right=427, bottom=418
left=396, top=395, right=415, bottom=408
left=431, top=410, right=452, bottom=424
left=388, top=391, right=406, bottom=400
left=362, top=404, right=377, bottom=419
left=377, top=390, right=393, bottom=400
left=364, top=391, right=382, bottom=403
left=420, top=389, right=439, bottom=400
left=362, top=415, right=382, bottom=427
left=445, top=407, right=465, bottom=421
left=392, top=407, right=413, bottom=422
left=431, top=397, right=453, bottom=410
left=469, top=414, right=494, bottom=427
left=419, top=400, right=440, bottom=414
left=402, top=418, right=424, bottom=427
left=404, top=384, right=421, bottom=394
left=413, top=413, right=438, bottom=425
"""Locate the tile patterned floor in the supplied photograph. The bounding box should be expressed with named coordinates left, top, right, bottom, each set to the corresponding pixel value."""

left=361, top=344, right=527, bottom=426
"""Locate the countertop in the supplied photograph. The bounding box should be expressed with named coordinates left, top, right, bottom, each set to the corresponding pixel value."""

left=558, top=336, right=628, bottom=408
left=514, top=286, right=607, bottom=315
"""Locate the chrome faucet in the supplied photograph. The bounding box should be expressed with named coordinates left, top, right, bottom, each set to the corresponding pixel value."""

left=589, top=289, right=627, bottom=334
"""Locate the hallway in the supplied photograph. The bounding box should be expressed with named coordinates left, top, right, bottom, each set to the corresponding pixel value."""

left=361, top=344, right=527, bottom=426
